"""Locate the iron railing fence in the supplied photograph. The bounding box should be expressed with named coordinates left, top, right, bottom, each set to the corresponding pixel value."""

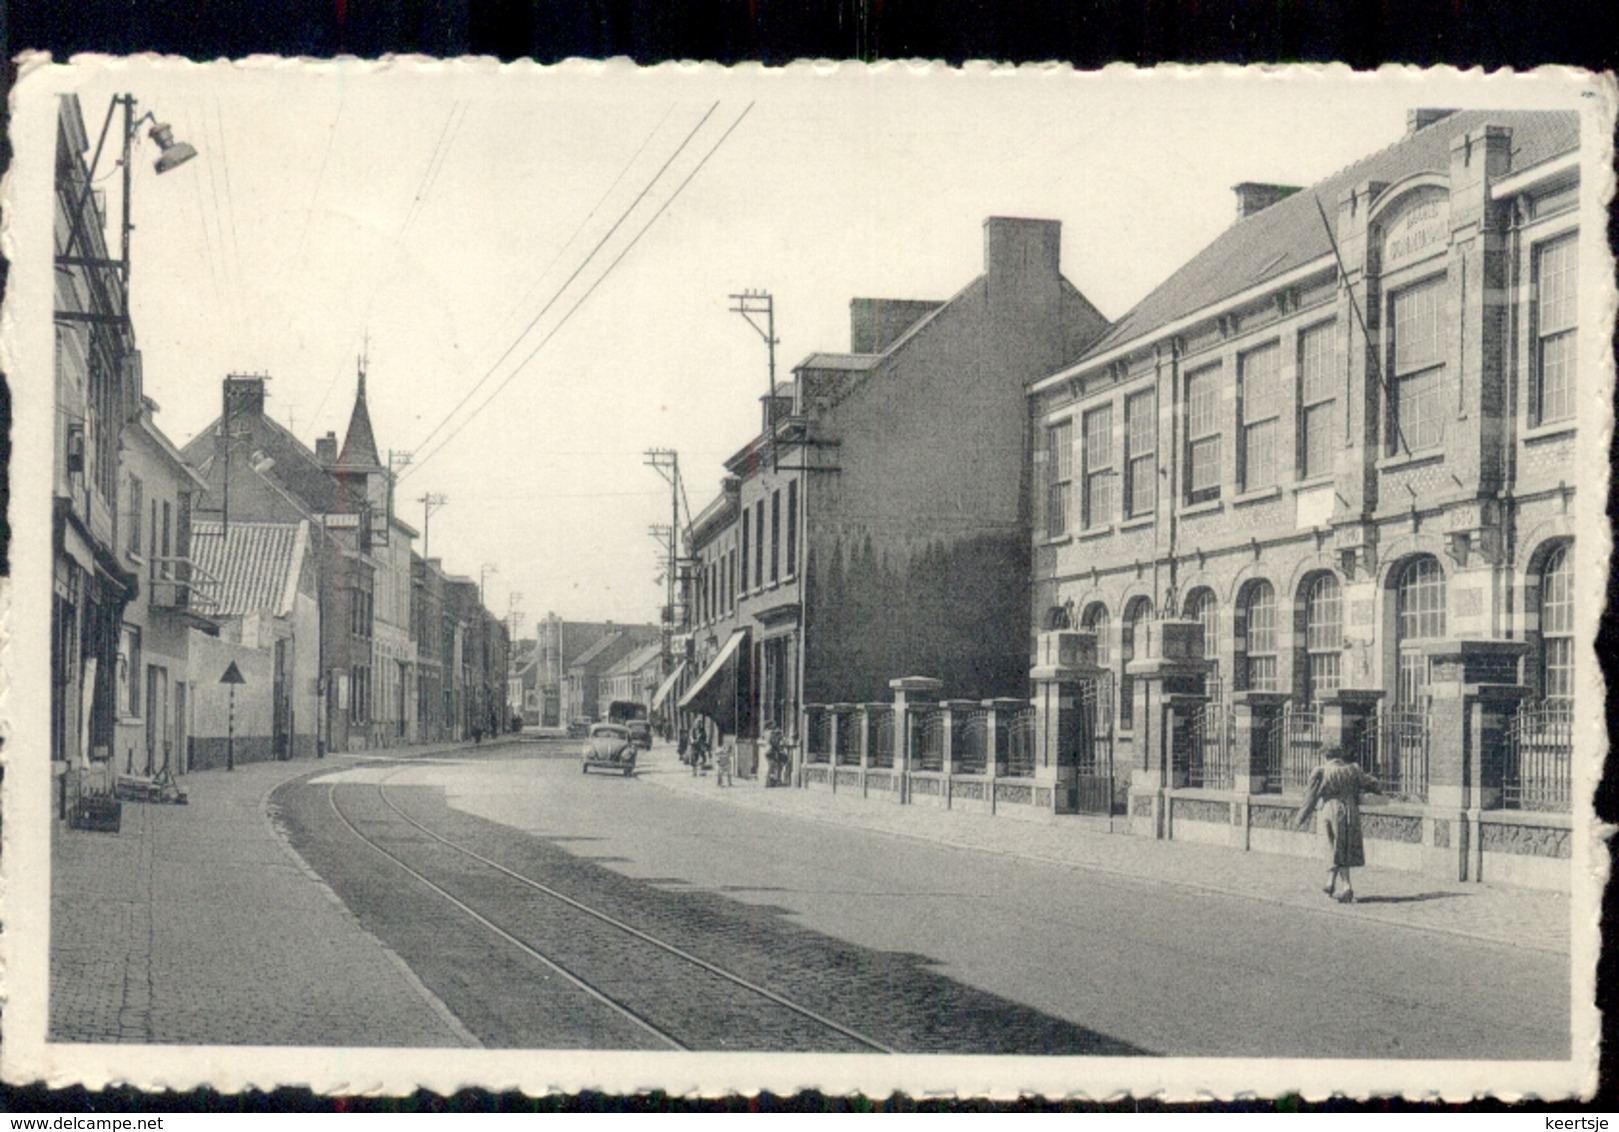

left=956, top=709, right=989, bottom=775
left=1177, top=701, right=1235, bottom=790
left=1350, top=706, right=1429, bottom=802
left=1261, top=705, right=1323, bottom=794
left=1005, top=707, right=1037, bottom=778
left=1503, top=699, right=1572, bottom=812
left=804, top=707, right=831, bottom=764
left=834, top=711, right=862, bottom=766
left=869, top=708, right=895, bottom=769
left=912, top=708, right=944, bottom=772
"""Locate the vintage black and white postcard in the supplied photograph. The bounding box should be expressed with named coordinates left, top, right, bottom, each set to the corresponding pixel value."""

left=1, top=57, right=1611, bottom=1099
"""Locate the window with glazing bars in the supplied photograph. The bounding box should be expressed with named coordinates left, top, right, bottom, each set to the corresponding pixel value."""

left=1082, top=404, right=1114, bottom=529
left=1120, top=598, right=1150, bottom=728
left=1239, top=580, right=1278, bottom=691
left=1239, top=343, right=1280, bottom=491
left=1540, top=542, right=1573, bottom=701
left=1534, top=235, right=1577, bottom=426
left=1082, top=603, right=1111, bottom=666
left=1297, top=321, right=1339, bottom=479
left=1124, top=388, right=1155, bottom=517
left=1045, top=419, right=1073, bottom=538
left=1185, top=588, right=1219, bottom=670
left=1388, top=277, right=1447, bottom=453
left=1184, top=365, right=1222, bottom=503
left=1395, top=556, right=1445, bottom=704
left=1303, top=572, right=1342, bottom=703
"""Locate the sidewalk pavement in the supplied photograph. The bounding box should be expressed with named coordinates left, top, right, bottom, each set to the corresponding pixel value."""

left=638, top=741, right=1574, bottom=957
left=48, top=738, right=524, bottom=1046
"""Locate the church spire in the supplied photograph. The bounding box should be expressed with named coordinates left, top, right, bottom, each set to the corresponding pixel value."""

left=335, top=344, right=382, bottom=472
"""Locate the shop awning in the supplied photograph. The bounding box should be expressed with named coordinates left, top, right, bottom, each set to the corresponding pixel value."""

left=677, top=628, right=750, bottom=734
left=650, top=661, right=688, bottom=713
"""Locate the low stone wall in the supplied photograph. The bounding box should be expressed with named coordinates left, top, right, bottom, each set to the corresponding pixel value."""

left=800, top=762, right=1051, bottom=817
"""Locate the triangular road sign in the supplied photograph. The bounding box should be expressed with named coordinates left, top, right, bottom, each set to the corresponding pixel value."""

left=220, top=661, right=247, bottom=685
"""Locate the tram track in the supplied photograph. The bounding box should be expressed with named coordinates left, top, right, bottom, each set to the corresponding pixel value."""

left=325, top=770, right=896, bottom=1053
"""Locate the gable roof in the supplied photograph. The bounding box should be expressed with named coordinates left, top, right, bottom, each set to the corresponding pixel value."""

left=1076, top=110, right=1579, bottom=363
left=604, top=641, right=663, bottom=678
left=191, top=520, right=309, bottom=618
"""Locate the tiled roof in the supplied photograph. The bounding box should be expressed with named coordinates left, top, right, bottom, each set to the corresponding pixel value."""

left=1078, top=110, right=1580, bottom=362
left=191, top=520, right=307, bottom=618
left=570, top=631, right=626, bottom=672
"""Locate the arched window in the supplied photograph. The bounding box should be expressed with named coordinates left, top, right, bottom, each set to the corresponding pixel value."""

left=1394, top=555, right=1445, bottom=705
left=1540, top=542, right=1573, bottom=701
left=1120, top=597, right=1152, bottom=728
left=1237, top=580, right=1278, bottom=691
left=1082, top=602, right=1111, bottom=666
left=1184, top=587, right=1220, bottom=695
left=1302, top=572, right=1342, bottom=703
left=1043, top=604, right=1071, bottom=631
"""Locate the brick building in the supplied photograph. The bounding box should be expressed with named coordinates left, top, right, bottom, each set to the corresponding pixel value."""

left=1023, top=109, right=1583, bottom=889
left=682, top=216, right=1108, bottom=777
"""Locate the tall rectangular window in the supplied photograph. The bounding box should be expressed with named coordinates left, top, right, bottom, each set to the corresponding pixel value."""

left=1239, top=343, right=1280, bottom=491
left=1533, top=234, right=1577, bottom=425
left=1124, top=388, right=1156, bottom=518
left=770, top=490, right=781, bottom=583
left=754, top=500, right=765, bottom=589
left=1044, top=419, right=1073, bottom=538
left=1081, top=405, right=1114, bottom=529
left=1297, top=321, right=1339, bottom=479
left=126, top=476, right=144, bottom=555
left=785, top=479, right=798, bottom=579
left=740, top=511, right=750, bottom=595
left=1388, top=276, right=1447, bottom=453
left=1184, top=364, right=1222, bottom=504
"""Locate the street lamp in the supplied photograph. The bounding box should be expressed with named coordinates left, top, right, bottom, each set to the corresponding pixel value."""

left=59, top=94, right=198, bottom=311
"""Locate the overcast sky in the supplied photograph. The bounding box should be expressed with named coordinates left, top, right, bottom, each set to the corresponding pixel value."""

left=19, top=59, right=1590, bottom=633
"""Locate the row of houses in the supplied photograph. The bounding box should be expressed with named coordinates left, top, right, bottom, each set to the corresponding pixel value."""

left=664, top=108, right=1588, bottom=890
left=512, top=615, right=661, bottom=730
left=50, top=93, right=511, bottom=822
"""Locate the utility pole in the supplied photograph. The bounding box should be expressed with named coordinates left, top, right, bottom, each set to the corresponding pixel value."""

left=729, top=290, right=779, bottom=471
left=419, top=492, right=447, bottom=556
left=644, top=449, right=688, bottom=666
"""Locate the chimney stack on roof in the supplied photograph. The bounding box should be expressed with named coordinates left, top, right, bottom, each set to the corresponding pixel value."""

left=223, top=374, right=266, bottom=419
left=1407, top=108, right=1459, bottom=136
left=1232, top=182, right=1302, bottom=221
left=315, top=432, right=338, bottom=465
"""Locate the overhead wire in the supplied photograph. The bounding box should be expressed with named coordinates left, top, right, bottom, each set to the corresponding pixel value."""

left=408, top=101, right=721, bottom=461
left=460, top=102, right=675, bottom=371
left=310, top=99, right=468, bottom=431
left=405, top=102, right=754, bottom=479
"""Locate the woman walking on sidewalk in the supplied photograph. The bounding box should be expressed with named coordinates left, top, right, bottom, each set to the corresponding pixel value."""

left=1294, top=749, right=1385, bottom=903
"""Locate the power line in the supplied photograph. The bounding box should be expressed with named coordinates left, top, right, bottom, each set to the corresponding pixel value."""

left=406, top=102, right=754, bottom=478
left=408, top=101, right=720, bottom=462
left=460, top=103, right=676, bottom=374
left=310, top=100, right=467, bottom=433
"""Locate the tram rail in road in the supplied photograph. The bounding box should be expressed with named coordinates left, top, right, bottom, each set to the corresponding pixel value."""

left=325, top=768, right=898, bottom=1053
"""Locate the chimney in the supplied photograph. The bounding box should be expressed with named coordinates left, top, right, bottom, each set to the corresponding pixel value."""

left=984, top=216, right=1061, bottom=286
left=1407, top=108, right=1459, bottom=136
left=1232, top=183, right=1301, bottom=221
left=315, top=431, right=338, bottom=465
left=223, top=374, right=266, bottom=419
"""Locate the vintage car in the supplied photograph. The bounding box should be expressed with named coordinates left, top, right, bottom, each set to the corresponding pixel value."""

left=625, top=719, right=653, bottom=750
left=582, top=722, right=638, bottom=776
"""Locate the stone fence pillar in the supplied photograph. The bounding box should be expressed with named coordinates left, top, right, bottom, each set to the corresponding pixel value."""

left=1232, top=690, right=1289, bottom=795
left=1126, top=618, right=1213, bottom=837
left=889, top=676, right=943, bottom=806
left=1030, top=631, right=1103, bottom=814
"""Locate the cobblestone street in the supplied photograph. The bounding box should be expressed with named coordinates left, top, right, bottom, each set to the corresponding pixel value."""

left=49, top=748, right=490, bottom=1047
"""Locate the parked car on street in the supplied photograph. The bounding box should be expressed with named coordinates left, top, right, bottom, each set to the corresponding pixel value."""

left=607, top=700, right=653, bottom=750
left=582, top=722, right=637, bottom=777
left=566, top=719, right=593, bottom=739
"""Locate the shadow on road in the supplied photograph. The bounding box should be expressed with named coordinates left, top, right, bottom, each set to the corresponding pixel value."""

left=1352, top=891, right=1468, bottom=905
